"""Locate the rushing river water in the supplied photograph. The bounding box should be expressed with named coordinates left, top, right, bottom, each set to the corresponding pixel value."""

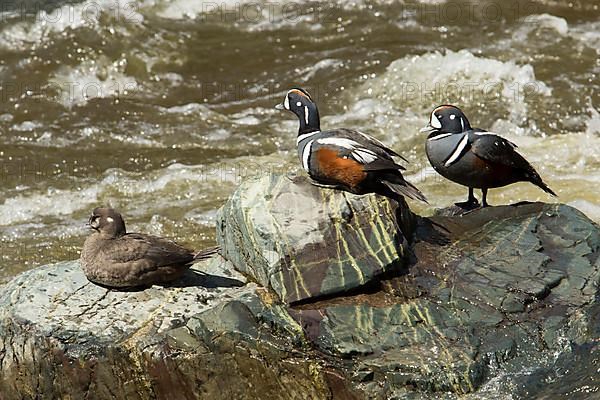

left=0, top=0, right=598, bottom=283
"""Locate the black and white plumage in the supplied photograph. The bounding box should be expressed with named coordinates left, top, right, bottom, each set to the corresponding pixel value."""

left=276, top=88, right=427, bottom=203
left=421, top=104, right=556, bottom=208
left=80, top=207, right=218, bottom=288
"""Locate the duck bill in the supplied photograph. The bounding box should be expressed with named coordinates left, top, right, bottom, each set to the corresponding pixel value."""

left=419, top=124, right=436, bottom=134
left=275, top=103, right=285, bottom=110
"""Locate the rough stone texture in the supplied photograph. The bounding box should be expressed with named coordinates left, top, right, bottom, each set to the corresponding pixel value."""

left=217, top=174, right=413, bottom=304
left=0, top=174, right=599, bottom=399
left=0, top=258, right=339, bottom=400
left=292, top=202, right=600, bottom=397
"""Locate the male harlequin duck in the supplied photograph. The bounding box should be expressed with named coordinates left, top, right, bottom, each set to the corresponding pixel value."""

left=80, top=207, right=218, bottom=288
left=421, top=105, right=556, bottom=208
left=276, top=88, right=427, bottom=203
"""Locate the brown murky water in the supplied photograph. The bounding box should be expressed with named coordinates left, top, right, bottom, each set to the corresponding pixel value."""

left=0, top=0, right=598, bottom=281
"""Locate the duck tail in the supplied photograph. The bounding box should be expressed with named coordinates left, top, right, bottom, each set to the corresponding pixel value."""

left=526, top=169, right=557, bottom=197
left=382, top=179, right=428, bottom=203
left=534, top=179, right=557, bottom=197
left=193, top=246, right=220, bottom=261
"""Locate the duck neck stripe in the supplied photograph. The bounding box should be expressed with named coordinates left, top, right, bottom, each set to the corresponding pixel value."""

left=428, top=132, right=453, bottom=141
left=296, top=130, right=319, bottom=145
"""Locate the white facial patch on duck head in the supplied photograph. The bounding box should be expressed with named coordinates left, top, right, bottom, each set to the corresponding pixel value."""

left=431, top=112, right=442, bottom=129
left=283, top=94, right=290, bottom=110
left=106, top=217, right=114, bottom=223
left=90, top=217, right=100, bottom=228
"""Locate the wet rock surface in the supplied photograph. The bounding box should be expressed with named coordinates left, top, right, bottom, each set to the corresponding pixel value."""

left=217, top=174, right=414, bottom=304
left=0, top=174, right=599, bottom=399
left=292, top=201, right=599, bottom=398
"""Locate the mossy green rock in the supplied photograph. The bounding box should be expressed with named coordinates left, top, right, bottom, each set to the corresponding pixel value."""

left=291, top=202, right=600, bottom=396
left=217, top=173, right=411, bottom=304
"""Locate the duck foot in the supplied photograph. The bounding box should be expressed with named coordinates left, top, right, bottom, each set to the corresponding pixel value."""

left=454, top=199, right=480, bottom=210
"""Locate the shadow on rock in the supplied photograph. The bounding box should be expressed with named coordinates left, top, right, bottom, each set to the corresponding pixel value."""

left=414, top=216, right=451, bottom=246
left=165, top=269, right=245, bottom=289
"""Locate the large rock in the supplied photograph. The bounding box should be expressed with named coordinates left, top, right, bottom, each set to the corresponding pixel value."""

left=217, top=174, right=414, bottom=304
left=0, top=258, right=339, bottom=399
left=291, top=202, right=600, bottom=396
left=0, top=174, right=599, bottom=399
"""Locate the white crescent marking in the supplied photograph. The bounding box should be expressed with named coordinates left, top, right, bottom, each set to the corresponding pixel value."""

left=304, top=106, right=309, bottom=125
left=444, top=134, right=469, bottom=167
left=431, top=113, right=442, bottom=129
left=302, top=140, right=313, bottom=172
left=283, top=94, right=290, bottom=110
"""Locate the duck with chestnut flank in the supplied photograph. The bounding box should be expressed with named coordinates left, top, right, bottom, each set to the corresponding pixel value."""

left=80, top=207, right=218, bottom=288
left=276, top=88, right=427, bottom=203
left=421, top=105, right=556, bottom=208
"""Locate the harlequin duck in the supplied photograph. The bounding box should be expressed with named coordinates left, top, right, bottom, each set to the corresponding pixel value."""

left=421, top=105, right=556, bottom=208
left=80, top=207, right=219, bottom=288
left=276, top=88, right=427, bottom=203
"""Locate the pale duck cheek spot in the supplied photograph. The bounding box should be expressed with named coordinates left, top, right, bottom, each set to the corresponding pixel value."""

left=431, top=112, right=442, bottom=129
left=283, top=94, right=290, bottom=110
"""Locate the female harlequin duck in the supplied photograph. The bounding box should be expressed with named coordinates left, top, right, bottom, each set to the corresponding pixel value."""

left=276, top=88, right=427, bottom=203
left=421, top=105, right=556, bottom=208
left=80, top=207, right=218, bottom=288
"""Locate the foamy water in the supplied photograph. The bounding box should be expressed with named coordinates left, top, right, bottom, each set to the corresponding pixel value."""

left=0, top=0, right=598, bottom=288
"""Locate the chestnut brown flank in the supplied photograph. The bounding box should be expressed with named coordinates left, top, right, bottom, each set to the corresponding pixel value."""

left=473, top=155, right=514, bottom=186
left=316, top=148, right=366, bottom=190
